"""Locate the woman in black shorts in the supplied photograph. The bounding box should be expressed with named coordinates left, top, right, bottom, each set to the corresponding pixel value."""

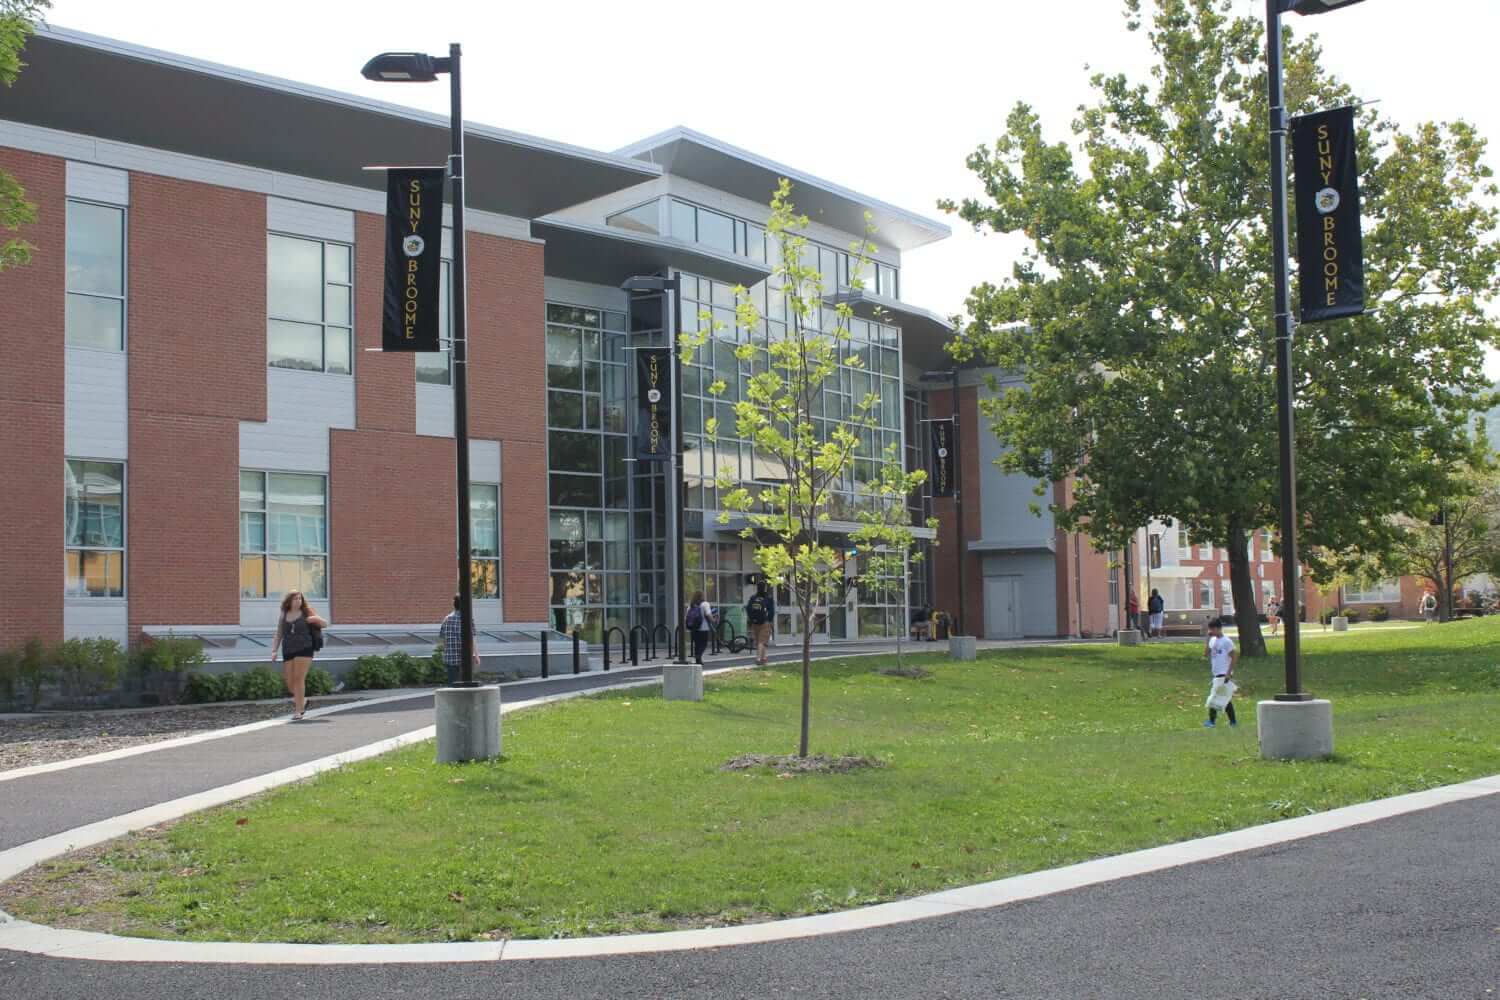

left=270, top=590, right=327, bottom=720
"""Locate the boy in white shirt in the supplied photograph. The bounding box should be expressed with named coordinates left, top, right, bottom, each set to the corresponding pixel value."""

left=1203, top=619, right=1238, bottom=728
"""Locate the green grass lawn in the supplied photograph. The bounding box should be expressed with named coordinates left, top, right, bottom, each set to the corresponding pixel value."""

left=6, top=620, right=1500, bottom=943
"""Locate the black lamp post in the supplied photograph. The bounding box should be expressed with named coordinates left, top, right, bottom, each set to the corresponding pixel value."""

left=622, top=273, right=687, bottom=663
left=362, top=45, right=478, bottom=686
left=922, top=368, right=965, bottom=638
left=1265, top=0, right=1368, bottom=701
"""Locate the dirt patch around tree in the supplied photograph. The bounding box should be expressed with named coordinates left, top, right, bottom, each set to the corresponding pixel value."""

left=719, top=753, right=885, bottom=775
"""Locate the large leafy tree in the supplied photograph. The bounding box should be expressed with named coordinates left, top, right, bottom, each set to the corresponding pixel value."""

left=1380, top=470, right=1500, bottom=622
left=0, top=0, right=49, bottom=272
left=943, top=0, right=1500, bottom=656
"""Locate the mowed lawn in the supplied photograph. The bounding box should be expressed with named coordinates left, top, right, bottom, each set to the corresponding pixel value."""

left=6, top=620, right=1499, bottom=943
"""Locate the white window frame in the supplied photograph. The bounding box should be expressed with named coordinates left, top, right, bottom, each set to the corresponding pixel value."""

left=266, top=232, right=354, bottom=375
left=239, top=469, right=330, bottom=600
left=64, top=458, right=126, bottom=598
left=65, top=198, right=127, bottom=352
left=1343, top=579, right=1401, bottom=604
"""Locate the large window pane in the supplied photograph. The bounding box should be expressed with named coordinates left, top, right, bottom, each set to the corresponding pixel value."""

left=550, top=431, right=601, bottom=473
left=550, top=474, right=601, bottom=507
left=239, top=555, right=266, bottom=598
left=698, top=210, right=735, bottom=254
left=66, top=201, right=124, bottom=295
left=470, top=484, right=500, bottom=557
left=64, top=550, right=123, bottom=598
left=239, top=511, right=266, bottom=552
left=268, top=320, right=323, bottom=371
left=65, top=461, right=124, bottom=548
left=324, top=243, right=351, bottom=284
left=606, top=201, right=660, bottom=235
left=267, top=235, right=324, bottom=322
left=670, top=200, right=696, bottom=241
left=65, top=294, right=123, bottom=350
left=325, top=327, right=351, bottom=375
left=267, top=473, right=326, bottom=553
left=416, top=352, right=451, bottom=385
left=324, top=283, right=351, bottom=325
left=546, top=327, right=583, bottom=389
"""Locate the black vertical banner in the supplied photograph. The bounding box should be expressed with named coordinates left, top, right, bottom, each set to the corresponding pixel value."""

left=1292, top=106, right=1364, bottom=323
left=930, top=419, right=955, bottom=498
left=636, top=347, right=672, bottom=462
left=382, top=167, right=446, bottom=351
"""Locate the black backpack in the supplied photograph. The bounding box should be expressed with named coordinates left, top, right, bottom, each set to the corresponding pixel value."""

left=746, top=594, right=770, bottom=625
left=310, top=623, right=324, bottom=652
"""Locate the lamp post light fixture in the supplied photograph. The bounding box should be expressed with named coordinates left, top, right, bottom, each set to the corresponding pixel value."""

left=621, top=273, right=688, bottom=663
left=921, top=367, right=966, bottom=639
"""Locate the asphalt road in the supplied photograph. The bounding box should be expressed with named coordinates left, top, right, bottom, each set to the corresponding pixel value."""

left=3, top=791, right=1496, bottom=999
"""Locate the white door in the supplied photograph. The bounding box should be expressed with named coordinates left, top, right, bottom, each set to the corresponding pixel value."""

left=984, top=577, right=1023, bottom=639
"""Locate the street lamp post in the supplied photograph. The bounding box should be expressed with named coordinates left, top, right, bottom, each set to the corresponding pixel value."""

left=1258, top=0, right=1366, bottom=761
left=362, top=44, right=478, bottom=688
left=922, top=368, right=965, bottom=639
left=622, top=274, right=687, bottom=662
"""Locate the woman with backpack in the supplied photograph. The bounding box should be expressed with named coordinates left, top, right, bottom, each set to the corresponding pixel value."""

left=270, top=590, right=327, bottom=721
left=685, top=591, right=717, bottom=666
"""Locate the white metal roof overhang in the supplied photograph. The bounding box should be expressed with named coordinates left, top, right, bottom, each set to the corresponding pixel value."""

left=828, top=288, right=957, bottom=373
left=9, top=27, right=661, bottom=219
left=532, top=217, right=772, bottom=288
left=617, top=127, right=951, bottom=252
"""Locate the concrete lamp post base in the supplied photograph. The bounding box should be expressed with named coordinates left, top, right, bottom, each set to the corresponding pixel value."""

left=1257, top=698, right=1334, bottom=761
left=663, top=662, right=704, bottom=701
left=1117, top=629, right=1143, bottom=646
left=948, top=635, right=977, bottom=661
left=435, top=686, right=502, bottom=763
left=1330, top=616, right=1349, bottom=632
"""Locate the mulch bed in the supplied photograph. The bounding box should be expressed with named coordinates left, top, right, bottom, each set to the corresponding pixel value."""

left=719, top=753, right=885, bottom=775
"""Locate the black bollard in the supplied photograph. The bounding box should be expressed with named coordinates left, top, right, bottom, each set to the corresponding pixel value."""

left=540, top=629, right=549, bottom=679
left=572, top=629, right=582, bottom=675
left=628, top=628, right=639, bottom=667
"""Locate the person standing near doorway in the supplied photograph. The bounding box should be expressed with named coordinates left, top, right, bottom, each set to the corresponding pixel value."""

left=1147, top=588, right=1165, bottom=640
left=270, top=590, right=327, bottom=721
left=686, top=591, right=717, bottom=665
left=745, top=584, right=775, bottom=666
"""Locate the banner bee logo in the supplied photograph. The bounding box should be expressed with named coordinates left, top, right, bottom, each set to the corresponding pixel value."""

left=647, top=389, right=662, bottom=404
left=1315, top=188, right=1340, bottom=215
left=402, top=234, right=426, bottom=257
left=937, top=447, right=948, bottom=459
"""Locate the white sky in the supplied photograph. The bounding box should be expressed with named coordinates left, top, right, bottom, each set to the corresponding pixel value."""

left=41, top=0, right=1500, bottom=377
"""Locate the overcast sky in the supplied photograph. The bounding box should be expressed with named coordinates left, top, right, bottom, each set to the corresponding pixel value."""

left=41, top=0, right=1500, bottom=376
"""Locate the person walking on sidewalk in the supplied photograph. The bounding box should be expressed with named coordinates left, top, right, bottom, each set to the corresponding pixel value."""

left=1147, top=589, right=1165, bottom=640
left=745, top=583, right=775, bottom=666
left=686, top=591, right=717, bottom=666
left=1267, top=597, right=1282, bottom=637
left=270, top=590, right=326, bottom=721
left=1203, top=619, right=1238, bottom=729
left=438, top=595, right=480, bottom=685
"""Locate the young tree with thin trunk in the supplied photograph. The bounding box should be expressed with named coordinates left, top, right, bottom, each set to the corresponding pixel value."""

left=1380, top=472, right=1500, bottom=623
left=942, top=0, right=1499, bottom=657
left=683, top=180, right=924, bottom=758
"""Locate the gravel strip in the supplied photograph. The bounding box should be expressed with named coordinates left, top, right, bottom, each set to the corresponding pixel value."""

left=0, top=698, right=365, bottom=772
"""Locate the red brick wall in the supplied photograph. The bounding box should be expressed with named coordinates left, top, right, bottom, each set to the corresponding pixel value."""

left=352, top=211, right=414, bottom=433
left=127, top=176, right=265, bottom=634
left=328, top=429, right=455, bottom=622
left=0, top=150, right=65, bottom=647
left=928, top=384, right=984, bottom=637
left=467, top=232, right=548, bottom=623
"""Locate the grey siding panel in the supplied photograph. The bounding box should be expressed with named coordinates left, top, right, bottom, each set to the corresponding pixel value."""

left=64, top=347, right=128, bottom=460
left=981, top=552, right=1058, bottom=637
left=65, top=161, right=128, bottom=204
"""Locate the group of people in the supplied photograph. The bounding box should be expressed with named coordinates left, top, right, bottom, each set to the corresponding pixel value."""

left=682, top=583, right=778, bottom=667
left=1128, top=589, right=1283, bottom=639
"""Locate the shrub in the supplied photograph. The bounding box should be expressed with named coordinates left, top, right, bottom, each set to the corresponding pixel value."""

left=54, top=637, right=125, bottom=697
left=344, top=654, right=400, bottom=690
left=305, top=666, right=336, bottom=697
left=233, top=666, right=285, bottom=702
left=183, top=672, right=233, bottom=704
left=0, top=646, right=17, bottom=704
left=1345, top=609, right=1362, bottom=623
left=1370, top=605, right=1391, bottom=622
left=16, top=638, right=52, bottom=710
left=388, top=650, right=424, bottom=687
left=425, top=647, right=448, bottom=685
left=131, top=635, right=210, bottom=675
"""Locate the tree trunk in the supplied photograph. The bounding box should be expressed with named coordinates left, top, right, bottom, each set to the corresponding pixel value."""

left=1226, top=519, right=1267, bottom=658
left=799, top=619, right=812, bottom=758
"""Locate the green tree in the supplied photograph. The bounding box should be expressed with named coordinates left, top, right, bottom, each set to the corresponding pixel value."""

left=1379, top=470, right=1500, bottom=622
left=0, top=0, right=49, bottom=272
left=683, top=179, right=925, bottom=757
left=943, top=0, right=1500, bottom=657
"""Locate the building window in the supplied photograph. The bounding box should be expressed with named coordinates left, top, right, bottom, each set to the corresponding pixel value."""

left=66, top=200, right=126, bottom=350
left=1260, top=528, right=1273, bottom=561
left=1198, top=540, right=1213, bottom=560
left=470, top=482, right=501, bottom=599
left=416, top=260, right=453, bottom=385
left=1344, top=579, right=1401, bottom=604
left=1221, top=581, right=1234, bottom=612
left=239, top=471, right=328, bottom=599
left=1197, top=581, right=1213, bottom=609
left=64, top=460, right=125, bottom=597
left=605, top=201, right=660, bottom=236
left=267, top=234, right=352, bottom=374
left=1177, top=524, right=1188, bottom=552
